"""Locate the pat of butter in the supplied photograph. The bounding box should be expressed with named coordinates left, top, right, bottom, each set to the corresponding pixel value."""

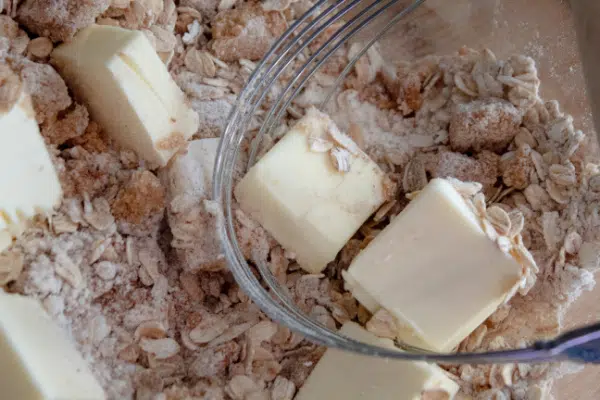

left=0, top=76, right=62, bottom=253
left=235, top=108, right=389, bottom=273
left=52, top=24, right=199, bottom=166
left=344, top=178, right=523, bottom=352
left=0, top=291, right=105, bottom=399
left=295, top=321, right=459, bottom=400
left=342, top=270, right=380, bottom=314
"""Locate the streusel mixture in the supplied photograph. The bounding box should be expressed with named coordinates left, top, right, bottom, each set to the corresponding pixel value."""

left=1, top=1, right=599, bottom=399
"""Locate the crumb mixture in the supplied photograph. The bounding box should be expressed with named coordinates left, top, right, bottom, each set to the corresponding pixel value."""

left=0, top=1, right=599, bottom=400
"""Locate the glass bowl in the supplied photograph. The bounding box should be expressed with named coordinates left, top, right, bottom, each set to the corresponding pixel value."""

left=213, top=0, right=595, bottom=366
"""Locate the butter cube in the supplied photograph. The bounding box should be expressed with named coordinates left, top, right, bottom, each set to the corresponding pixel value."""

left=235, top=108, right=389, bottom=273
left=0, top=69, right=62, bottom=253
left=52, top=25, right=199, bottom=166
left=344, top=178, right=524, bottom=352
left=0, top=291, right=105, bottom=399
left=342, top=270, right=380, bottom=313
left=295, top=321, right=459, bottom=400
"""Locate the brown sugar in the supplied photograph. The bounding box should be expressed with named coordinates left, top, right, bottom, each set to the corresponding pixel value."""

left=17, top=0, right=110, bottom=42
left=449, top=99, right=522, bottom=153
left=41, top=103, right=89, bottom=145
left=431, top=150, right=500, bottom=187
left=211, top=2, right=287, bottom=61
left=111, top=170, right=165, bottom=225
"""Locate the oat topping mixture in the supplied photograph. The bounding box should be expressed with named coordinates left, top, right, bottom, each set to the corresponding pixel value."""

left=1, top=1, right=599, bottom=399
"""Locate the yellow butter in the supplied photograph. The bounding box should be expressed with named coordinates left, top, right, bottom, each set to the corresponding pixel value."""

left=296, top=321, right=459, bottom=400
left=0, top=291, right=105, bottom=399
left=52, top=25, right=198, bottom=166
left=344, top=178, right=523, bottom=352
left=0, top=85, right=62, bottom=253
left=235, top=108, right=388, bottom=273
